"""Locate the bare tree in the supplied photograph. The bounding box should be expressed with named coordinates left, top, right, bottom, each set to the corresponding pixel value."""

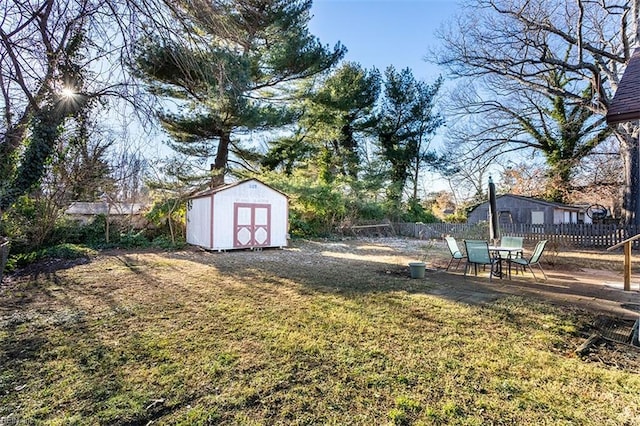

left=433, top=0, right=640, bottom=221
left=0, top=0, right=213, bottom=214
left=499, top=163, right=547, bottom=198
left=572, top=137, right=624, bottom=215
left=1, top=1, right=94, bottom=208
left=440, top=111, right=515, bottom=203
left=442, top=72, right=610, bottom=202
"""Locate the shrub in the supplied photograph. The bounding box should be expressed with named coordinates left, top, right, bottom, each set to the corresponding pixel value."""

left=151, top=235, right=186, bottom=250
left=401, top=199, right=439, bottom=223
left=44, top=243, right=97, bottom=259
left=352, top=200, right=386, bottom=221
left=117, top=231, right=150, bottom=248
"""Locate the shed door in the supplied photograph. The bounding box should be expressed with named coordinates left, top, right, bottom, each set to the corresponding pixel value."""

left=234, top=203, right=271, bottom=248
left=499, top=211, right=513, bottom=224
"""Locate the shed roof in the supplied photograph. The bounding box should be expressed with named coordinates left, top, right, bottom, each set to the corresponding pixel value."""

left=468, top=194, right=582, bottom=214
left=189, top=178, right=288, bottom=199
left=66, top=202, right=145, bottom=215
left=606, top=47, right=640, bottom=125
left=499, top=194, right=581, bottom=210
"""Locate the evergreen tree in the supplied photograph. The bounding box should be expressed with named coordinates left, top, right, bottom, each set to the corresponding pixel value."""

left=134, top=0, right=345, bottom=187
left=264, top=63, right=380, bottom=181
left=305, top=63, right=380, bottom=181
left=375, top=67, right=444, bottom=213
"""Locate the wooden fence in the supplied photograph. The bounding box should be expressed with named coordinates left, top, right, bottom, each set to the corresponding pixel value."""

left=394, top=222, right=640, bottom=249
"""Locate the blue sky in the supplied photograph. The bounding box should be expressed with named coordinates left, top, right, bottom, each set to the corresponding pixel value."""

left=309, top=0, right=461, bottom=83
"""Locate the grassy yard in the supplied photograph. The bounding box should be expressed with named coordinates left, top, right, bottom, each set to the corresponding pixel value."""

left=1, top=239, right=639, bottom=425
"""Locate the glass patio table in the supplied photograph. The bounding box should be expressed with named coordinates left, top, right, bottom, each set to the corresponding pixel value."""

left=488, top=246, right=524, bottom=279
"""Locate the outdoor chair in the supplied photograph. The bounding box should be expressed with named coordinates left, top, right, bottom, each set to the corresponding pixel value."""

left=444, top=236, right=466, bottom=271
left=463, top=240, right=498, bottom=281
left=499, top=236, right=524, bottom=259
left=507, top=240, right=548, bottom=281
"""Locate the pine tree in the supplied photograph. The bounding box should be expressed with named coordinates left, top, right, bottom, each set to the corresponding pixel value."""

left=135, top=0, right=345, bottom=187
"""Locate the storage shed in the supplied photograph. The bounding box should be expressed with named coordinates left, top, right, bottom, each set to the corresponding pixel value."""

left=467, top=194, right=587, bottom=225
left=186, top=179, right=288, bottom=251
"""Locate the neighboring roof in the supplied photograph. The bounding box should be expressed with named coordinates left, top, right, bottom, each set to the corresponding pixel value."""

left=606, top=47, right=640, bottom=125
left=66, top=202, right=145, bottom=215
left=499, top=194, right=581, bottom=210
left=468, top=194, right=582, bottom=214
left=189, top=178, right=289, bottom=199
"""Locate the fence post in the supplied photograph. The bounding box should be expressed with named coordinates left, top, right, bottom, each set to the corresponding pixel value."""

left=0, top=239, right=9, bottom=283
left=624, top=241, right=632, bottom=291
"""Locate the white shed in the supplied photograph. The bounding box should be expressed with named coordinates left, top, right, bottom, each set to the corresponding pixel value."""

left=186, top=178, right=289, bottom=251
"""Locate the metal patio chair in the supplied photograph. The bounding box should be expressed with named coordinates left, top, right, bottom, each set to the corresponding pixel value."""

left=463, top=240, right=498, bottom=281
left=444, top=236, right=466, bottom=271
left=507, top=240, right=548, bottom=281
left=499, top=236, right=524, bottom=259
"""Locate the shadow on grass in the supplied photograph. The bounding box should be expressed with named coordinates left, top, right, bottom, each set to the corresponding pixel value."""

left=0, top=254, right=186, bottom=424
left=1, top=240, right=638, bottom=423
left=161, top=240, right=639, bottom=320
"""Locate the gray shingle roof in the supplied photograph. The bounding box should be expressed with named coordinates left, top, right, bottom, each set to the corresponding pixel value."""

left=607, top=47, right=640, bottom=125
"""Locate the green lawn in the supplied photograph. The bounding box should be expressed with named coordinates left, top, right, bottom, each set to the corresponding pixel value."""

left=1, top=241, right=639, bottom=425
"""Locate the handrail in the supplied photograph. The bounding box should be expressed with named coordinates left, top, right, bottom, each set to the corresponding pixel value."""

left=606, top=233, right=639, bottom=291
left=607, top=233, right=640, bottom=251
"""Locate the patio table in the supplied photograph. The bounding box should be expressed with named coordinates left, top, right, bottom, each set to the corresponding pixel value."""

left=488, top=246, right=523, bottom=279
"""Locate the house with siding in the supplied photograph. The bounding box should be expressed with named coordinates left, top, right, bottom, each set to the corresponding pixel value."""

left=467, top=194, right=589, bottom=225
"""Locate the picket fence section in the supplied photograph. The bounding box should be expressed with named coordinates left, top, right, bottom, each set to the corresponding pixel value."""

left=394, top=222, right=640, bottom=249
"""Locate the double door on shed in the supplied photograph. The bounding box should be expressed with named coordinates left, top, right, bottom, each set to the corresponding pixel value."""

left=234, top=203, right=271, bottom=248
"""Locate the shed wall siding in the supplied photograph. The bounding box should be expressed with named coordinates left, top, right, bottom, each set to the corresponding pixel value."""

left=211, top=181, right=287, bottom=249
left=531, top=211, right=545, bottom=224
left=186, top=196, right=212, bottom=247
left=554, top=210, right=563, bottom=224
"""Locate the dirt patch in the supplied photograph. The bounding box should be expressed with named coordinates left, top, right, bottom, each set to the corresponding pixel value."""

left=6, top=256, right=91, bottom=278
left=581, top=337, right=640, bottom=371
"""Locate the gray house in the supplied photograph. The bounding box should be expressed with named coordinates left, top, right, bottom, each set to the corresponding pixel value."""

left=467, top=194, right=589, bottom=225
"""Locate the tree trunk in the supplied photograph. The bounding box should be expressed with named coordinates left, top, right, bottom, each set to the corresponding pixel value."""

left=0, top=119, right=29, bottom=183
left=633, top=0, right=640, bottom=47
left=618, top=129, right=640, bottom=226
left=544, top=161, right=573, bottom=203
left=168, top=215, right=175, bottom=244
left=412, top=161, right=419, bottom=200
left=211, top=131, right=230, bottom=188
left=105, top=204, right=111, bottom=244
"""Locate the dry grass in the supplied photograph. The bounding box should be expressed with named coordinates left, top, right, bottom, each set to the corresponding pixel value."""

left=1, top=238, right=639, bottom=425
